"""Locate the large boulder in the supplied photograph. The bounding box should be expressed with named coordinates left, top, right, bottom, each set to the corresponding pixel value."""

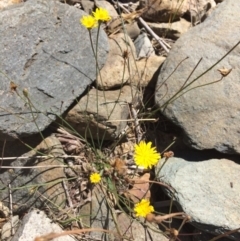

left=156, top=157, right=240, bottom=240
left=0, top=0, right=108, bottom=140
left=155, top=0, right=240, bottom=154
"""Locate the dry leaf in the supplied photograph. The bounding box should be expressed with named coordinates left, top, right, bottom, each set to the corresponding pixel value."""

left=111, top=158, right=127, bottom=176
left=110, top=158, right=127, bottom=176
left=163, top=151, right=174, bottom=158
left=218, top=67, right=232, bottom=77
left=10, top=81, right=17, bottom=92
left=124, top=173, right=150, bottom=203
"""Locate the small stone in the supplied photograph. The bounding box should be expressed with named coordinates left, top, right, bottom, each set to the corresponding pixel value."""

left=1, top=216, right=19, bottom=240
left=134, top=31, right=155, bottom=59
left=11, top=209, right=75, bottom=241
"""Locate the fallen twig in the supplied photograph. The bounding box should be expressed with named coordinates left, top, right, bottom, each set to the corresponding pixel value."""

left=129, top=103, right=142, bottom=143
left=115, top=2, right=170, bottom=53
left=0, top=165, right=71, bottom=169
left=8, top=184, right=14, bottom=236
left=34, top=228, right=113, bottom=241
left=0, top=155, right=79, bottom=161
left=105, top=118, right=156, bottom=122
left=62, top=180, right=73, bottom=208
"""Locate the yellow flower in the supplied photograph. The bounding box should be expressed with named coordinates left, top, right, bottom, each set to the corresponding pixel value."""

left=134, top=199, right=154, bottom=218
left=134, top=141, right=161, bottom=169
left=93, top=7, right=111, bottom=22
left=90, top=173, right=101, bottom=184
left=80, top=15, right=98, bottom=29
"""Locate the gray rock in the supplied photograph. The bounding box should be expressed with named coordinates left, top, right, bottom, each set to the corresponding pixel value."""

left=0, top=136, right=67, bottom=214
left=64, top=85, right=139, bottom=140
left=11, top=209, right=76, bottom=241
left=0, top=0, right=108, bottom=141
left=134, top=31, right=155, bottom=59
left=81, top=0, right=94, bottom=14
left=156, top=157, right=240, bottom=240
left=155, top=0, right=240, bottom=154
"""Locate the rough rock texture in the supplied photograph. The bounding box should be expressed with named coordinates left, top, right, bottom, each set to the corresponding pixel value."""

left=0, top=136, right=67, bottom=214
left=132, top=55, right=165, bottom=87
left=0, top=0, right=108, bottom=141
left=140, top=0, right=216, bottom=23
left=11, top=209, right=76, bottom=241
left=115, top=213, right=169, bottom=241
left=155, top=0, right=240, bottom=154
left=134, top=31, right=155, bottom=59
left=156, top=157, right=240, bottom=240
left=80, top=186, right=169, bottom=241
left=80, top=185, right=116, bottom=240
left=65, top=85, right=139, bottom=140
left=147, top=18, right=191, bottom=40
left=81, top=0, right=94, bottom=14
left=96, top=33, right=136, bottom=90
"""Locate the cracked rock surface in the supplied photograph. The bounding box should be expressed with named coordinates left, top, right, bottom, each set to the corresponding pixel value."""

left=0, top=0, right=108, bottom=140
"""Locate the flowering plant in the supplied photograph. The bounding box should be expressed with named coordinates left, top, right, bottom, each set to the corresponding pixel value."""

left=90, top=173, right=101, bottom=184
left=134, top=199, right=154, bottom=218
left=134, top=141, right=161, bottom=169
left=80, top=8, right=111, bottom=29
left=80, top=15, right=98, bottom=29
left=93, top=7, right=111, bottom=22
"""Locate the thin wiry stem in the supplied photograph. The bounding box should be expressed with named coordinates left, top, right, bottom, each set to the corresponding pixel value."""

left=156, top=38, right=240, bottom=114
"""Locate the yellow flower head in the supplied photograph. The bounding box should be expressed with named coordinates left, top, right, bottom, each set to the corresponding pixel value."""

left=134, top=141, right=161, bottom=169
left=80, top=15, right=98, bottom=29
left=93, top=7, right=111, bottom=22
left=134, top=199, right=154, bottom=218
left=90, top=173, right=101, bottom=184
